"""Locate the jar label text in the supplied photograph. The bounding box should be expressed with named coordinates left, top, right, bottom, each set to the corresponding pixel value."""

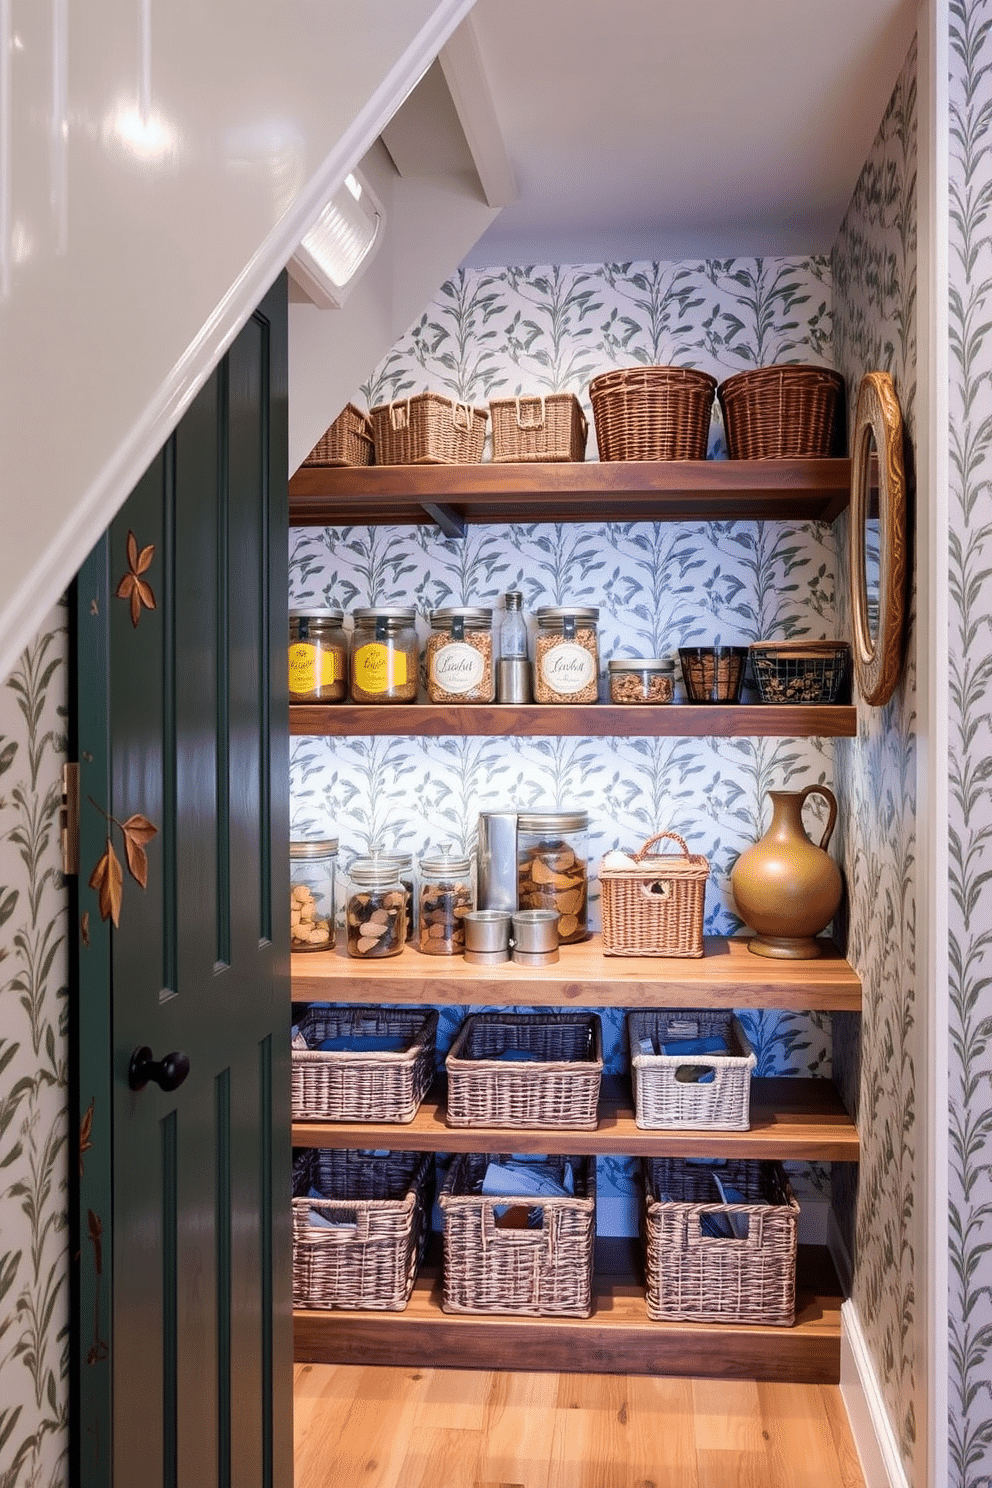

left=431, top=642, right=486, bottom=695
left=354, top=643, right=408, bottom=694
left=539, top=642, right=596, bottom=695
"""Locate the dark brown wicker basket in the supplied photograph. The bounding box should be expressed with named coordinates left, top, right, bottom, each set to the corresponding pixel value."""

left=717, top=364, right=845, bottom=459
left=489, top=393, right=588, bottom=463
left=589, top=365, right=717, bottom=461
left=369, top=392, right=488, bottom=465
left=302, top=403, right=374, bottom=467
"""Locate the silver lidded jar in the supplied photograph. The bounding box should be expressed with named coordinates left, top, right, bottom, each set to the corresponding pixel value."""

left=607, top=656, right=676, bottom=705
left=290, top=837, right=338, bottom=951
left=349, top=607, right=419, bottom=704
left=533, top=606, right=599, bottom=704
left=516, top=809, right=589, bottom=944
left=288, top=609, right=348, bottom=702
left=426, top=607, right=495, bottom=703
left=346, top=857, right=407, bottom=958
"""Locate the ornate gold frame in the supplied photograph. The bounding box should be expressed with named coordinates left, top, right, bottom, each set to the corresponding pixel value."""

left=849, top=371, right=907, bottom=707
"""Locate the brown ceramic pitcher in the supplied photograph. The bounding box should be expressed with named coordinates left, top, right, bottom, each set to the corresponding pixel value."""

left=730, top=785, right=842, bottom=959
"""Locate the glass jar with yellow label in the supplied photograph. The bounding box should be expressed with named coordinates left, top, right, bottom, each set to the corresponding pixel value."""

left=350, top=607, right=419, bottom=703
left=288, top=610, right=348, bottom=702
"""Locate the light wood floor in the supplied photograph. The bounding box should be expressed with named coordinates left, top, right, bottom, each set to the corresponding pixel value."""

left=294, top=1363, right=866, bottom=1488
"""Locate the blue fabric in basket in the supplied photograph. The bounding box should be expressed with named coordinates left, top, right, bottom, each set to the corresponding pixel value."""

left=660, top=1036, right=728, bottom=1056
left=316, top=1035, right=409, bottom=1053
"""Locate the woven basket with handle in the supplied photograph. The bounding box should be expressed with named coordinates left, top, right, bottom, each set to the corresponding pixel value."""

left=589, top=365, right=717, bottom=461
left=369, top=392, right=488, bottom=465
left=444, top=1012, right=603, bottom=1129
left=302, top=402, right=374, bottom=467
left=600, top=832, right=709, bottom=957
left=717, top=364, right=845, bottom=459
left=627, top=1009, right=756, bottom=1130
left=291, top=1006, right=437, bottom=1123
left=489, top=392, right=588, bottom=463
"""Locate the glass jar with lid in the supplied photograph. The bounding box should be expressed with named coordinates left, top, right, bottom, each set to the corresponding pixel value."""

left=290, top=837, right=338, bottom=951
left=349, top=607, right=419, bottom=704
left=345, top=858, right=407, bottom=959
left=516, top=810, right=589, bottom=943
left=533, top=607, right=600, bottom=704
left=288, top=610, right=348, bottom=702
left=426, top=607, right=495, bottom=703
left=365, top=848, right=416, bottom=942
left=608, top=656, right=676, bottom=705
left=418, top=847, right=475, bottom=955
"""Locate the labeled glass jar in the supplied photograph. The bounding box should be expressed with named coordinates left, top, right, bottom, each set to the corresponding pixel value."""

left=290, top=837, right=337, bottom=951
left=608, top=656, right=676, bottom=705
left=350, top=607, right=419, bottom=704
left=418, top=848, right=475, bottom=955
left=288, top=610, right=348, bottom=702
left=516, top=810, right=589, bottom=944
left=366, top=849, right=416, bottom=942
left=533, top=607, right=600, bottom=704
left=345, top=859, right=407, bottom=959
left=426, top=607, right=495, bottom=703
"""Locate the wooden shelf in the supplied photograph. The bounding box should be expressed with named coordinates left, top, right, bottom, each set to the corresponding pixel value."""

left=289, top=458, right=851, bottom=529
left=293, top=1242, right=843, bottom=1384
left=291, top=934, right=862, bottom=1012
left=290, top=700, right=857, bottom=738
left=292, top=1075, right=858, bottom=1163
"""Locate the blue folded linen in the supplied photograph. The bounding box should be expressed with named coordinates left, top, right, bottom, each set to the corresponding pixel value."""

left=660, top=1036, right=728, bottom=1056
left=316, top=1034, right=409, bottom=1053
left=482, top=1158, right=575, bottom=1199
left=306, top=1187, right=358, bottom=1229
left=493, top=1047, right=542, bottom=1061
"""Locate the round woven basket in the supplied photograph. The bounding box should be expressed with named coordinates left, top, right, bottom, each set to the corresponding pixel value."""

left=717, top=364, right=845, bottom=459
left=589, top=365, right=717, bottom=461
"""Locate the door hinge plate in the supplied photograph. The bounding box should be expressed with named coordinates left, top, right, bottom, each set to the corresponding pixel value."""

left=61, top=763, right=80, bottom=876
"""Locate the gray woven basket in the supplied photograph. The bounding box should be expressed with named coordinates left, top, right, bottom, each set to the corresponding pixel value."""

left=627, top=1009, right=756, bottom=1130
left=291, top=1006, right=437, bottom=1123
left=444, top=1012, right=603, bottom=1129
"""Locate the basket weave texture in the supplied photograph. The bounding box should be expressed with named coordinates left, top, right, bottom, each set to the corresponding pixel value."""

left=717, top=364, right=845, bottom=459
left=445, top=1012, right=603, bottom=1129
left=302, top=403, right=374, bottom=467
left=369, top=392, right=488, bottom=465
left=589, top=365, right=717, bottom=461
left=749, top=641, right=850, bottom=704
left=643, top=1157, right=799, bottom=1325
left=440, top=1152, right=596, bottom=1317
left=627, top=1010, right=756, bottom=1130
left=600, top=832, right=709, bottom=957
left=489, top=393, right=588, bottom=463
left=291, top=1006, right=437, bottom=1123
left=292, top=1148, right=434, bottom=1311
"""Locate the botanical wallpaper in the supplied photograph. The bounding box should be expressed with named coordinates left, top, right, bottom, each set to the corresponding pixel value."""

left=830, top=39, right=919, bottom=1477
left=290, top=255, right=845, bottom=1230
left=948, top=6, right=992, bottom=1486
left=0, top=605, right=69, bottom=1487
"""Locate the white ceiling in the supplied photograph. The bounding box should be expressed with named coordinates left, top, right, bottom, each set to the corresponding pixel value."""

left=454, top=0, right=917, bottom=268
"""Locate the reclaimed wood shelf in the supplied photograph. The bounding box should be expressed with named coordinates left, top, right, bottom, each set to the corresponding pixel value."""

left=290, top=934, right=862, bottom=1012
left=293, top=1242, right=843, bottom=1384
left=289, top=457, right=852, bottom=531
left=292, top=1075, right=858, bottom=1164
left=290, top=700, right=857, bottom=738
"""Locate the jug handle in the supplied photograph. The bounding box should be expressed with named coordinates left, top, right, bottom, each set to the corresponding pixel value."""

left=799, top=784, right=837, bottom=850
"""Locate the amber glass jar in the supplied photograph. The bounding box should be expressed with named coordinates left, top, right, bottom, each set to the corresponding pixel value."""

left=288, top=610, right=348, bottom=702
left=349, top=607, right=419, bottom=703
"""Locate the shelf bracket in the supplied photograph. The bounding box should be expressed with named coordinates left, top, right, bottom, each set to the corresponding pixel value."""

left=420, top=502, right=466, bottom=540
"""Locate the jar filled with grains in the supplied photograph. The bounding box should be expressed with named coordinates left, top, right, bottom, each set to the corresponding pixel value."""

left=608, top=656, right=676, bottom=705
left=516, top=811, right=589, bottom=944
left=533, top=607, right=600, bottom=704
left=290, top=837, right=338, bottom=951
left=288, top=610, right=348, bottom=702
left=350, top=607, right=419, bottom=704
left=426, top=607, right=495, bottom=703
left=345, top=858, right=407, bottom=958
left=418, top=848, right=475, bottom=955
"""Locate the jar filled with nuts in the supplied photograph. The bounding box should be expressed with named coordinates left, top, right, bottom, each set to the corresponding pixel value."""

left=517, top=811, right=589, bottom=944
left=426, top=607, right=495, bottom=703
left=289, top=610, right=348, bottom=702
left=367, top=847, right=416, bottom=942
left=533, top=607, right=599, bottom=703
left=290, top=837, right=337, bottom=951
left=418, top=848, right=475, bottom=955
left=607, top=656, right=676, bottom=705
left=346, top=858, right=407, bottom=959
left=350, top=607, right=419, bottom=703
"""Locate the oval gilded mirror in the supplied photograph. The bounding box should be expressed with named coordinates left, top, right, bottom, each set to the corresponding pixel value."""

left=849, top=371, right=907, bottom=706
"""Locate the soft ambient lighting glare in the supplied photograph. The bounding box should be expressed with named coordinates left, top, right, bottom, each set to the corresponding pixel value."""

left=288, top=168, right=382, bottom=309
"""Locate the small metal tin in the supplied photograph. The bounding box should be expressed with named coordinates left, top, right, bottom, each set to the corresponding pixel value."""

left=463, top=909, right=513, bottom=964
left=511, top=907, right=560, bottom=955
left=511, top=946, right=560, bottom=965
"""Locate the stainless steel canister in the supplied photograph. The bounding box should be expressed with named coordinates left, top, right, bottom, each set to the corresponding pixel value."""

left=476, top=810, right=519, bottom=912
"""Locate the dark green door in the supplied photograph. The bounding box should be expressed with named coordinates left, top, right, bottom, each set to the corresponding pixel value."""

left=73, top=277, right=292, bottom=1488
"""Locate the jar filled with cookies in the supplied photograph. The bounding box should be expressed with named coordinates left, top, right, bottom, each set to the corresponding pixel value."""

left=290, top=837, right=337, bottom=951
left=418, top=847, right=475, bottom=955
left=426, top=607, right=494, bottom=702
left=345, top=857, right=407, bottom=959
left=516, top=811, right=589, bottom=944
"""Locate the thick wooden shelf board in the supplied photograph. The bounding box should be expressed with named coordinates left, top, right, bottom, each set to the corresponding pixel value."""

left=290, top=701, right=857, bottom=739
left=291, top=934, right=862, bottom=1012
left=292, top=1075, right=858, bottom=1163
left=293, top=1245, right=842, bottom=1384
left=289, top=458, right=852, bottom=528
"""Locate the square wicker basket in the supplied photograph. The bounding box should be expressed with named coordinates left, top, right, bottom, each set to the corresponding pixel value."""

left=292, top=1147, right=434, bottom=1312
left=291, top=1006, right=437, bottom=1124
left=444, top=1012, right=603, bottom=1129
left=642, top=1157, right=799, bottom=1326
left=626, top=1009, right=757, bottom=1130
left=600, top=832, right=710, bottom=957
left=301, top=402, right=374, bottom=467
left=439, top=1152, right=596, bottom=1317
left=369, top=392, right=488, bottom=465
left=489, top=393, right=588, bottom=463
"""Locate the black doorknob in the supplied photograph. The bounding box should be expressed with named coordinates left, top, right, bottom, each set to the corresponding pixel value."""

left=128, top=1046, right=191, bottom=1093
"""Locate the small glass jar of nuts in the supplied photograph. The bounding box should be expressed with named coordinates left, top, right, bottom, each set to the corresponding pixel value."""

left=346, top=857, right=407, bottom=959
left=607, top=656, right=676, bottom=705
left=418, top=847, right=475, bottom=955
left=516, top=811, right=589, bottom=944
left=533, top=607, right=599, bottom=703
left=290, top=837, right=338, bottom=951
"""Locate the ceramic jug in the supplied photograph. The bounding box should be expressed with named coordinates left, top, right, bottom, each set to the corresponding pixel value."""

left=730, top=785, right=842, bottom=959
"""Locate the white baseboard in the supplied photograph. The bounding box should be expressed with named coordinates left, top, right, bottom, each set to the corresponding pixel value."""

left=840, top=1301, right=911, bottom=1488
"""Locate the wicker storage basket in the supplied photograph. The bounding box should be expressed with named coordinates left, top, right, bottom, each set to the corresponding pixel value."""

left=439, top=1151, right=596, bottom=1317
left=717, top=364, right=845, bottom=459
left=589, top=365, right=717, bottom=461
left=600, top=832, right=710, bottom=957
left=642, top=1157, right=798, bottom=1325
left=291, top=1007, right=437, bottom=1123
left=292, top=1147, right=434, bottom=1311
left=749, top=640, right=850, bottom=704
left=627, top=1010, right=757, bottom=1130
left=489, top=393, right=588, bottom=463
left=302, top=402, right=374, bottom=467
left=445, top=1012, right=603, bottom=1129
left=369, top=392, right=488, bottom=465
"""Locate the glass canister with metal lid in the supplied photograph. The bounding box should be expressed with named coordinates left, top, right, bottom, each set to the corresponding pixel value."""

left=349, top=606, right=419, bottom=704
left=365, top=847, right=416, bottom=942
left=418, top=847, right=475, bottom=955
left=290, top=837, right=338, bottom=950
left=345, top=857, right=407, bottom=958
left=426, top=607, right=495, bottom=703
left=608, top=655, right=676, bottom=705
left=288, top=609, right=348, bottom=702
left=533, top=606, right=600, bottom=704
left=516, top=810, right=590, bottom=943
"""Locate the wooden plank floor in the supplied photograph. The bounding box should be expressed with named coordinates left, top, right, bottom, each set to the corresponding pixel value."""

left=294, top=1363, right=867, bottom=1488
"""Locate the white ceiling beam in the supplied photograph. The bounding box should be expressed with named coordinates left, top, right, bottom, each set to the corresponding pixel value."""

left=438, top=12, right=518, bottom=208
